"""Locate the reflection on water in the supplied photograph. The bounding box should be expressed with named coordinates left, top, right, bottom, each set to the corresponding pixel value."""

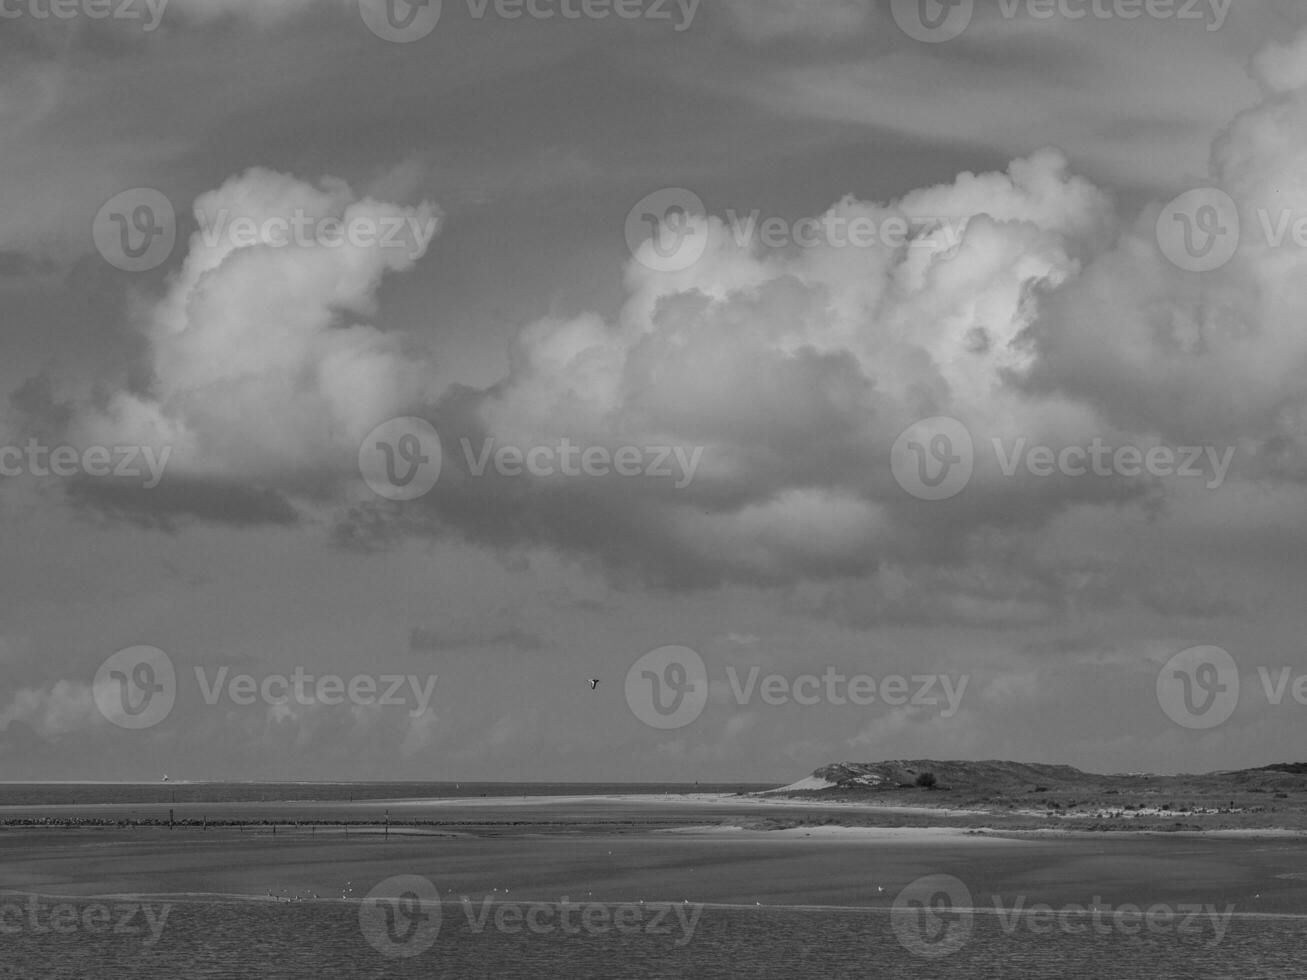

left=5, top=900, right=1303, bottom=979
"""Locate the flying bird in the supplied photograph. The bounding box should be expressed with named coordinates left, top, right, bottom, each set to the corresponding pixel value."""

left=587, top=679, right=600, bottom=690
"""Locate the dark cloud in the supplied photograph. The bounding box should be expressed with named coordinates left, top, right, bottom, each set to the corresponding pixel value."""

left=8, top=372, right=72, bottom=434
left=0, top=249, right=58, bottom=279
left=64, top=477, right=300, bottom=531
left=409, top=624, right=548, bottom=653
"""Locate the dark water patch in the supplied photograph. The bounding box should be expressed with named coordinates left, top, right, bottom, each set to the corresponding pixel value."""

left=2, top=900, right=1303, bottom=979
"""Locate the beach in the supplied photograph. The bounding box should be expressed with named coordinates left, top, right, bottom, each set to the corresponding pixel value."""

left=1, top=789, right=1306, bottom=977
left=2, top=791, right=1305, bottom=909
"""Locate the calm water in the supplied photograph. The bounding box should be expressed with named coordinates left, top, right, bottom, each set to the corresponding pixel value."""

left=0, top=782, right=774, bottom=807
left=2, top=899, right=1301, bottom=979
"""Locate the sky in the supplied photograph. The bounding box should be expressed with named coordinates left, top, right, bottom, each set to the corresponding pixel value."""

left=4, top=0, right=1307, bottom=782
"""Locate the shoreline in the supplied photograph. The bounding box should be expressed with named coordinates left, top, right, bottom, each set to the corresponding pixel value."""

left=0, top=790, right=1303, bottom=836
left=380, top=792, right=986, bottom=814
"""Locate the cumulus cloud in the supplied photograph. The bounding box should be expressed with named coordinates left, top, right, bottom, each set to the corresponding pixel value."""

left=364, top=28, right=1307, bottom=599
left=59, top=28, right=1307, bottom=614
left=0, top=681, right=99, bottom=737
left=1251, top=30, right=1307, bottom=95
left=377, top=147, right=1124, bottom=589
left=1023, top=28, right=1307, bottom=480
left=70, top=168, right=440, bottom=513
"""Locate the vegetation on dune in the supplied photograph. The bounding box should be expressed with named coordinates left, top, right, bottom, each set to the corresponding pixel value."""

left=762, top=760, right=1307, bottom=833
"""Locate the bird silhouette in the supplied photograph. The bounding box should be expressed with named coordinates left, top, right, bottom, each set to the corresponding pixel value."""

left=587, top=679, right=600, bottom=690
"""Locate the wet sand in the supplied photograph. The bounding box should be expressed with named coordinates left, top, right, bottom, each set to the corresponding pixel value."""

left=0, top=793, right=988, bottom=834
left=2, top=803, right=1306, bottom=917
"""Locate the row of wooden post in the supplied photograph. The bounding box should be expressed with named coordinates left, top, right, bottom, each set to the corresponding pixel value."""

left=166, top=809, right=389, bottom=837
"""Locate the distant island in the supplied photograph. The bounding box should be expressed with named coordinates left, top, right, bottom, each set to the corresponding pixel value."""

left=751, top=760, right=1307, bottom=833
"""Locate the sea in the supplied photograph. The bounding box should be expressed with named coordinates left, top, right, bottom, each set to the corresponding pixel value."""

left=0, top=781, right=773, bottom=807
left=0, top=900, right=1298, bottom=979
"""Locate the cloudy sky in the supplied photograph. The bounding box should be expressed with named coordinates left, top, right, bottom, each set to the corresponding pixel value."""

left=5, top=0, right=1307, bottom=782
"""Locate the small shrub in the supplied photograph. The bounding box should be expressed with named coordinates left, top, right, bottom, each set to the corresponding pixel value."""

left=915, top=772, right=937, bottom=789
